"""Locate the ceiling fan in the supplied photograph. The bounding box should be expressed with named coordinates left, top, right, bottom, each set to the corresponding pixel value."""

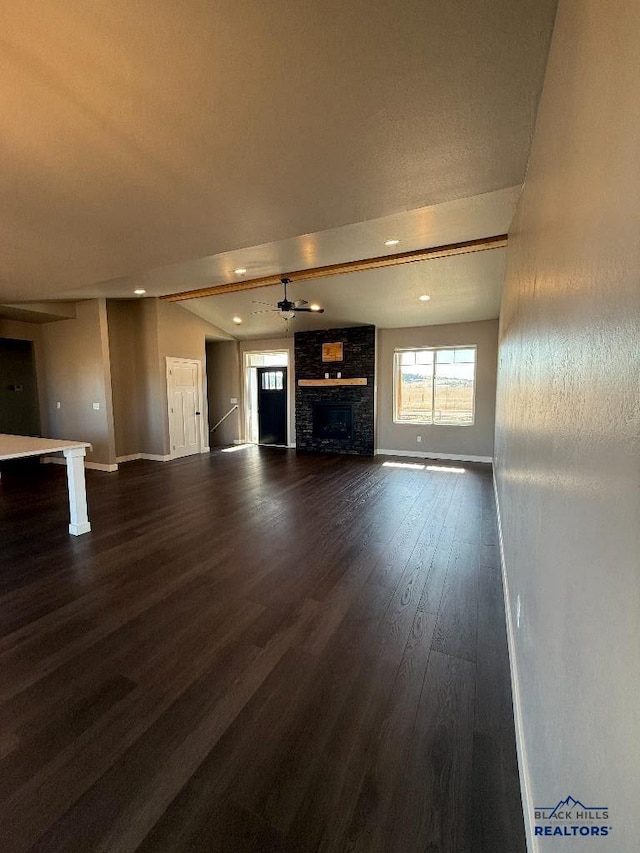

left=251, top=277, right=325, bottom=319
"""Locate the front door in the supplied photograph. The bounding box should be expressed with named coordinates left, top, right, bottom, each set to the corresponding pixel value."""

left=257, top=367, right=287, bottom=445
left=167, top=358, right=202, bottom=458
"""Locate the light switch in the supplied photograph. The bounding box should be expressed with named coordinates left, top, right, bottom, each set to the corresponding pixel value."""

left=55, top=401, right=61, bottom=409
left=92, top=402, right=101, bottom=410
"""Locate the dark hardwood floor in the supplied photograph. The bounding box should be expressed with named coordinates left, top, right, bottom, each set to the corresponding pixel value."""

left=0, top=447, right=525, bottom=852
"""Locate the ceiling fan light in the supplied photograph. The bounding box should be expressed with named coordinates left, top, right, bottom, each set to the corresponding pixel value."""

left=310, top=303, right=321, bottom=311
left=232, top=315, right=242, bottom=324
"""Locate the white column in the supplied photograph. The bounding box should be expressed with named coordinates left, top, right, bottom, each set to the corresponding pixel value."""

left=63, top=447, right=91, bottom=535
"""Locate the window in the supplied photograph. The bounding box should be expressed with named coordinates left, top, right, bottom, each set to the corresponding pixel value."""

left=261, top=370, right=284, bottom=390
left=393, top=346, right=477, bottom=426
left=247, top=352, right=288, bottom=367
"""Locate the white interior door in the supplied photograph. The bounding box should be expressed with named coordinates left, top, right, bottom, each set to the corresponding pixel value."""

left=167, top=358, right=202, bottom=458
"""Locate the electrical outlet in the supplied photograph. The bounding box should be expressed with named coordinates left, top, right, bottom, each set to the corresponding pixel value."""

left=416, top=435, right=422, bottom=443
left=230, top=397, right=238, bottom=404
left=92, top=402, right=100, bottom=410
left=55, top=401, right=61, bottom=409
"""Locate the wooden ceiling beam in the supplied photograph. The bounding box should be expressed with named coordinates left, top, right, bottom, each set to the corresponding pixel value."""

left=161, top=234, right=508, bottom=302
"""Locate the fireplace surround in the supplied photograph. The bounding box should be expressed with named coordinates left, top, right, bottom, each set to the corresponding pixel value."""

left=295, top=325, right=375, bottom=456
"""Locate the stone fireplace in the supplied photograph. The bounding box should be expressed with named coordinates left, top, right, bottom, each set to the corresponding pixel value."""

left=295, top=325, right=375, bottom=456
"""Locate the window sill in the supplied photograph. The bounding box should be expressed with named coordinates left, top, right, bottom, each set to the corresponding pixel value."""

left=393, top=420, right=475, bottom=427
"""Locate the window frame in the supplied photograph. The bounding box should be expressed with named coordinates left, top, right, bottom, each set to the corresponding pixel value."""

left=392, top=345, right=478, bottom=427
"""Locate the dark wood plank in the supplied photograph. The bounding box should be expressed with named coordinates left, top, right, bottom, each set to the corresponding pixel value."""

left=386, top=649, right=476, bottom=853
left=344, top=608, right=438, bottom=852
left=137, top=792, right=294, bottom=853
left=472, top=562, right=526, bottom=852
left=431, top=553, right=478, bottom=662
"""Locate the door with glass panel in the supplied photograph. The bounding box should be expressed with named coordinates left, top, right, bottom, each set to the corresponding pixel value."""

left=256, top=367, right=287, bottom=445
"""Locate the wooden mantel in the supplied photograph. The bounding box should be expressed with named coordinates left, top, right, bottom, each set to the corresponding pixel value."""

left=298, top=378, right=368, bottom=387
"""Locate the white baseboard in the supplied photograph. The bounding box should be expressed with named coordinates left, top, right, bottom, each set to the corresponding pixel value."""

left=201, top=445, right=210, bottom=453
left=42, top=456, right=118, bottom=472
left=118, top=452, right=195, bottom=463
left=116, top=453, right=172, bottom=463
left=493, top=471, right=535, bottom=853
left=375, top=448, right=493, bottom=464
left=87, top=461, right=118, bottom=472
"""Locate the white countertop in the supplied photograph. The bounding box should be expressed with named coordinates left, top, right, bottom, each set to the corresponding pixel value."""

left=0, top=434, right=92, bottom=461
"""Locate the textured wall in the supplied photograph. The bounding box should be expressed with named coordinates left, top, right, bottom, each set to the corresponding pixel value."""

left=135, top=299, right=165, bottom=457
left=494, top=1, right=640, bottom=850
left=377, top=320, right=498, bottom=460
left=295, top=325, right=375, bottom=456
left=106, top=300, right=143, bottom=458
left=40, top=299, right=116, bottom=465
left=206, top=341, right=241, bottom=447
left=156, top=300, right=229, bottom=453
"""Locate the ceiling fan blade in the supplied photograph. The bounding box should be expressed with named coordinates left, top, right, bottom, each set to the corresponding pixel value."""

left=251, top=280, right=318, bottom=314
left=249, top=308, right=279, bottom=315
left=292, top=307, right=325, bottom=313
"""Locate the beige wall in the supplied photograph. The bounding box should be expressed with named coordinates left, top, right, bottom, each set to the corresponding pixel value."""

left=3, top=299, right=233, bottom=462
left=494, top=2, right=640, bottom=850
left=106, top=300, right=143, bottom=458
left=377, top=320, right=498, bottom=459
left=106, top=298, right=229, bottom=458
left=156, top=299, right=229, bottom=454
left=40, top=299, right=116, bottom=465
left=206, top=341, right=241, bottom=446
left=136, top=299, right=166, bottom=457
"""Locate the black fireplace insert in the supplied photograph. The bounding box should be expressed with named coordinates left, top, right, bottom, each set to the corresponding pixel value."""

left=312, top=402, right=354, bottom=441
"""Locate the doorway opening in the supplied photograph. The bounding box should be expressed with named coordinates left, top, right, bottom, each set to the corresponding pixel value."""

left=244, top=351, right=289, bottom=446
left=0, top=338, right=40, bottom=436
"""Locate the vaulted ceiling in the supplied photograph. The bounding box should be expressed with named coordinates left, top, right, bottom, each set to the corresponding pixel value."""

left=0, top=0, right=558, bottom=336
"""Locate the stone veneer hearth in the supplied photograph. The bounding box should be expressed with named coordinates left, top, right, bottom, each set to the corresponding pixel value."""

left=295, top=325, right=375, bottom=456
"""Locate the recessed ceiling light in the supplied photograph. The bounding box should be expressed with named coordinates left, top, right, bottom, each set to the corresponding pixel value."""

left=310, top=303, right=321, bottom=312
left=418, top=294, right=431, bottom=302
left=384, top=238, right=400, bottom=247
left=232, top=316, right=242, bottom=324
left=234, top=268, right=247, bottom=275
left=134, top=288, right=146, bottom=295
